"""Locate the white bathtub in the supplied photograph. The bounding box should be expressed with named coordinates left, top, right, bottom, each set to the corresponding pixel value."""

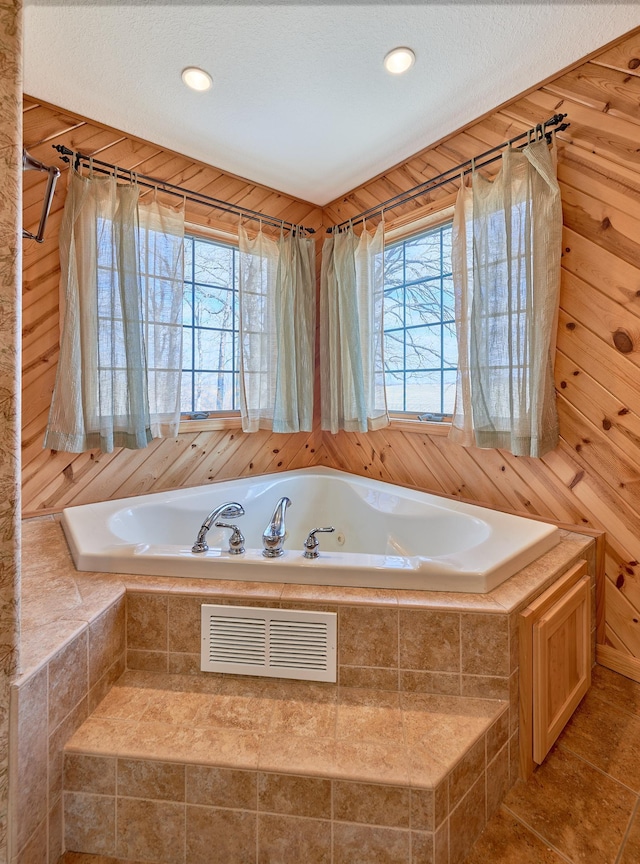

left=61, top=467, right=560, bottom=593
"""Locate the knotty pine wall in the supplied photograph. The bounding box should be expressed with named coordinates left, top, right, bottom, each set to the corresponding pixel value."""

left=22, top=28, right=640, bottom=677
left=22, top=97, right=325, bottom=516
left=323, top=28, right=640, bottom=679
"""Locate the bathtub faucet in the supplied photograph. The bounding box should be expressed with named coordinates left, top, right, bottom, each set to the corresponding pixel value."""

left=192, top=502, right=244, bottom=553
left=262, top=497, right=291, bottom=558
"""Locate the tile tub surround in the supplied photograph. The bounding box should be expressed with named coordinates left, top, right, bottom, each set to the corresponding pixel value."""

left=62, top=671, right=510, bottom=863
left=13, top=516, right=595, bottom=862
left=9, top=595, right=126, bottom=864
left=55, top=666, right=640, bottom=864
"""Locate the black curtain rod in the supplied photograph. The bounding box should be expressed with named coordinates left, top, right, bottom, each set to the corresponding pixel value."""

left=51, top=144, right=315, bottom=235
left=328, top=113, right=569, bottom=233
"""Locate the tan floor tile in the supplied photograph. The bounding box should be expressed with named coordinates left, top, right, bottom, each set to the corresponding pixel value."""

left=258, top=772, right=331, bottom=819
left=116, top=798, right=184, bottom=863
left=335, top=689, right=402, bottom=743
left=449, top=773, right=486, bottom=864
left=258, top=813, right=331, bottom=864
left=186, top=765, right=257, bottom=809
left=333, top=780, right=410, bottom=828
left=505, top=747, right=636, bottom=864
left=465, top=807, right=570, bottom=863
left=334, top=739, right=410, bottom=786
left=194, top=692, right=276, bottom=731
left=60, top=855, right=147, bottom=864
left=406, top=741, right=450, bottom=789
left=64, top=792, right=115, bottom=857
left=117, top=758, right=185, bottom=801
left=336, top=702, right=403, bottom=743
left=619, top=803, right=640, bottom=864
left=64, top=754, right=116, bottom=795
left=161, top=725, right=261, bottom=769
left=139, top=689, right=213, bottom=725
left=91, top=685, right=155, bottom=721
left=333, top=822, right=411, bottom=864
left=258, top=733, right=337, bottom=777
left=558, top=689, right=640, bottom=792
left=448, top=736, right=485, bottom=810
left=186, top=806, right=257, bottom=864
left=591, top=665, right=640, bottom=717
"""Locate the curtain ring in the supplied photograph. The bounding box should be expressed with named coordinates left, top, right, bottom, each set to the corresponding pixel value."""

left=88, top=155, right=94, bottom=176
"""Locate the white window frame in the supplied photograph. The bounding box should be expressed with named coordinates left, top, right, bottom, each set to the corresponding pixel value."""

left=178, top=223, right=242, bottom=432
left=383, top=204, right=456, bottom=433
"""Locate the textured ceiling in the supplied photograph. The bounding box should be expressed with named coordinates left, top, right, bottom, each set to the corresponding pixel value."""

left=24, top=2, right=640, bottom=205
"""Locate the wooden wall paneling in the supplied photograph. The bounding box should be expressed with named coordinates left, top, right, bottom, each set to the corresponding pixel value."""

left=556, top=311, right=640, bottom=421
left=544, top=62, right=640, bottom=126
left=427, top=436, right=525, bottom=508
left=590, top=32, right=640, bottom=76
left=543, top=445, right=640, bottom=566
left=605, top=546, right=640, bottom=622
left=561, top=229, right=640, bottom=313
left=596, top=644, right=640, bottom=685
left=554, top=352, right=640, bottom=468
left=603, top=626, right=631, bottom=653
left=561, top=186, right=640, bottom=272
left=22, top=101, right=325, bottom=516
left=452, top=446, right=552, bottom=518
left=605, top=577, right=640, bottom=657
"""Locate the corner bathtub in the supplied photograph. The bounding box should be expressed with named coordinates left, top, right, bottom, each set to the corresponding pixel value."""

left=61, top=467, right=560, bottom=594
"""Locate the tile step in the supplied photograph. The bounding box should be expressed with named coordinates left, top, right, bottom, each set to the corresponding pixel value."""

left=64, top=670, right=508, bottom=790
left=62, top=671, right=511, bottom=863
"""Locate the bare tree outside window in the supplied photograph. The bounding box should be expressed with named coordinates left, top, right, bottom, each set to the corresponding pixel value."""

left=383, top=221, right=456, bottom=416
left=182, top=235, right=239, bottom=415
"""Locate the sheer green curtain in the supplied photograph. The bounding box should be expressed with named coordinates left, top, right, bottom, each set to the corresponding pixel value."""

left=450, top=138, right=562, bottom=458
left=320, top=222, right=388, bottom=433
left=44, top=170, right=184, bottom=453
left=238, top=225, right=315, bottom=432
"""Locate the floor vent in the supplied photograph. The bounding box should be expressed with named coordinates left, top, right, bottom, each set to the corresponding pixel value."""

left=201, top=604, right=337, bottom=683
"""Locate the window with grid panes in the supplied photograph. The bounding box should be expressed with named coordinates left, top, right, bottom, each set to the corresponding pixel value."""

left=181, top=234, right=240, bottom=417
left=383, top=220, right=456, bottom=419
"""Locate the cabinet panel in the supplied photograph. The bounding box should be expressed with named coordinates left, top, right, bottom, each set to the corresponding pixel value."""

left=519, top=559, right=591, bottom=778
left=532, top=574, right=591, bottom=763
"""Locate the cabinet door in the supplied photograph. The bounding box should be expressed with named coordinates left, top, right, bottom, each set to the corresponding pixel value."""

left=532, top=574, right=591, bottom=764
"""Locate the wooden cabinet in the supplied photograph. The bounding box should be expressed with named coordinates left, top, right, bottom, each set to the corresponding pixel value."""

left=519, top=560, right=591, bottom=778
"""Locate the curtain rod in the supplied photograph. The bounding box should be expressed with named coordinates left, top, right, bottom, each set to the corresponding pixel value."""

left=328, top=113, right=569, bottom=233
left=51, top=145, right=316, bottom=235
left=23, top=149, right=61, bottom=242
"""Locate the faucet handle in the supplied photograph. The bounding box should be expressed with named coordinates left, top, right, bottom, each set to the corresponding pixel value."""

left=303, top=527, right=335, bottom=559
left=215, top=522, right=245, bottom=555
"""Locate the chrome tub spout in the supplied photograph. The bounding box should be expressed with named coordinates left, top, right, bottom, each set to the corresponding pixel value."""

left=192, top=502, right=244, bottom=553
left=262, top=496, right=291, bottom=558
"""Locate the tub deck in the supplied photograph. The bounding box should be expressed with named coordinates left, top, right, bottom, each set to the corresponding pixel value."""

left=14, top=516, right=595, bottom=864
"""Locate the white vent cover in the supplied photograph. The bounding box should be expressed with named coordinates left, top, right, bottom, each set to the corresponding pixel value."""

left=201, top=604, right=337, bottom=683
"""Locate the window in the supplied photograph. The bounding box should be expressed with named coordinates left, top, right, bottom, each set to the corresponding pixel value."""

left=383, top=220, right=456, bottom=418
left=181, top=233, right=240, bottom=417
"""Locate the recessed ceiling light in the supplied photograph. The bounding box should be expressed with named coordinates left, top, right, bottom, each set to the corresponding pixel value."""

left=384, top=47, right=415, bottom=75
left=181, top=67, right=212, bottom=92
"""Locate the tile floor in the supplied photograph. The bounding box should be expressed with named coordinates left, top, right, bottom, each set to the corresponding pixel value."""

left=60, top=664, right=640, bottom=864
left=466, top=664, right=640, bottom=864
